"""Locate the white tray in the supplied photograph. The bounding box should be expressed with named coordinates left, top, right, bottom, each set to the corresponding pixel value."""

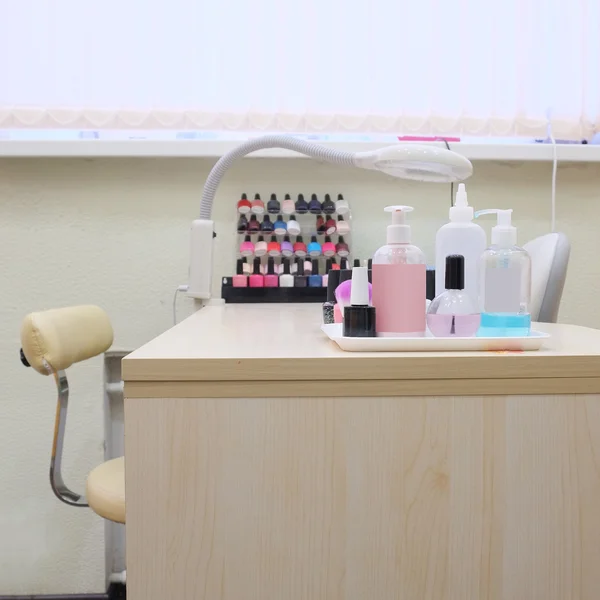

left=321, top=323, right=550, bottom=352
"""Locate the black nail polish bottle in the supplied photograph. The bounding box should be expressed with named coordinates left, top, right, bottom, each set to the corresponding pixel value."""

left=237, top=214, right=248, bottom=233
left=294, top=258, right=308, bottom=287
left=343, top=267, right=376, bottom=337
left=267, top=193, right=280, bottom=214
left=322, top=193, right=336, bottom=215
left=260, top=215, right=274, bottom=232
left=295, top=193, right=309, bottom=214
left=308, top=193, right=322, bottom=214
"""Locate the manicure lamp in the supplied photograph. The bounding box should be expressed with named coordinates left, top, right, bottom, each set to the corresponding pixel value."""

left=188, top=135, right=473, bottom=299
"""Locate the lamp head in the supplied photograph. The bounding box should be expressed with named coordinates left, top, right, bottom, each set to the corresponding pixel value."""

left=353, top=144, right=473, bottom=183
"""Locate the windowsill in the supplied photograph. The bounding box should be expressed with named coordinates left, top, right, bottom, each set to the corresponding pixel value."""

left=0, top=140, right=598, bottom=162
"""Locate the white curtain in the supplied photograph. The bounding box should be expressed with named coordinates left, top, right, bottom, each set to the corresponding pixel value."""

left=1, top=0, right=598, bottom=139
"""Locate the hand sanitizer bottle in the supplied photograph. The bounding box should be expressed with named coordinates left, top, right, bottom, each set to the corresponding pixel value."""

left=435, top=183, right=486, bottom=305
left=475, top=209, right=532, bottom=337
left=372, top=206, right=426, bottom=336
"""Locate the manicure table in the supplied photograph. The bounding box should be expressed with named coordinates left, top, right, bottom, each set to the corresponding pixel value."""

left=123, top=303, right=600, bottom=600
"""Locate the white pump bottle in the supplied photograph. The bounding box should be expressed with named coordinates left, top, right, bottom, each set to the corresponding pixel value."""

left=435, top=183, right=486, bottom=305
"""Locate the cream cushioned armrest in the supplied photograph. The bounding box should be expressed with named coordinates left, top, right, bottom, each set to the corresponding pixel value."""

left=21, top=305, right=113, bottom=375
left=86, top=457, right=125, bottom=524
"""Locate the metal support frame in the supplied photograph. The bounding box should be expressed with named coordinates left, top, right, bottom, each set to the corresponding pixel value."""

left=50, top=370, right=88, bottom=507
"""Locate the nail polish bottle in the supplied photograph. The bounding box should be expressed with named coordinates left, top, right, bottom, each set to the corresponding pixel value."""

left=325, top=216, right=337, bottom=235
left=268, top=235, right=281, bottom=257
left=294, top=235, right=307, bottom=258
left=238, top=193, right=251, bottom=214
left=281, top=235, right=294, bottom=257
left=308, top=193, right=322, bottom=214
left=294, top=259, right=308, bottom=287
left=427, top=254, right=480, bottom=337
left=255, top=235, right=267, bottom=257
left=340, top=258, right=349, bottom=270
left=322, top=258, right=333, bottom=287
left=322, top=193, right=336, bottom=215
left=233, top=259, right=248, bottom=287
left=242, top=257, right=251, bottom=275
left=287, top=214, right=301, bottom=236
left=336, top=236, right=350, bottom=257
left=336, top=193, right=350, bottom=215
left=331, top=258, right=340, bottom=271
left=295, top=193, right=309, bottom=214
left=273, top=214, right=287, bottom=235
left=251, top=193, right=265, bottom=215
left=308, top=260, right=322, bottom=287
left=282, top=193, right=295, bottom=215
left=316, top=215, right=327, bottom=235
left=249, top=258, right=264, bottom=288
left=240, top=235, right=254, bottom=257
left=304, top=259, right=313, bottom=274
left=334, top=269, right=352, bottom=323
left=322, top=236, right=336, bottom=257
left=236, top=213, right=248, bottom=233
left=308, top=235, right=321, bottom=257
left=265, top=257, right=279, bottom=288
left=261, top=215, right=274, bottom=233
left=279, top=259, right=294, bottom=287
left=343, top=267, right=376, bottom=337
left=336, top=215, right=350, bottom=235
left=267, top=193, right=280, bottom=214
left=323, top=268, right=340, bottom=324
left=248, top=214, right=260, bottom=233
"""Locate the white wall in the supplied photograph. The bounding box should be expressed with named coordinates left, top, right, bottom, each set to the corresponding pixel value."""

left=0, top=157, right=598, bottom=594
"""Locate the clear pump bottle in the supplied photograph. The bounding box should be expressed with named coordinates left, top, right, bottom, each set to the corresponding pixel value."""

left=372, top=206, right=426, bottom=336
left=475, top=209, right=531, bottom=337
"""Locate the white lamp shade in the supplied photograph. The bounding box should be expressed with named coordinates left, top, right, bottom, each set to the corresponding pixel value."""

left=353, top=144, right=473, bottom=183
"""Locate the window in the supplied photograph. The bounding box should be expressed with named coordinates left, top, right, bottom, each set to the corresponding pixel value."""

left=1, top=0, right=598, bottom=140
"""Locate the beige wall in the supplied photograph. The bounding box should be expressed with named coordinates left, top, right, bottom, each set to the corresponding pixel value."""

left=0, top=156, right=598, bottom=594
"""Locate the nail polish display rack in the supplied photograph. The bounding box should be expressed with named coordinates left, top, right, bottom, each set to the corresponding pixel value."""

left=222, top=192, right=353, bottom=303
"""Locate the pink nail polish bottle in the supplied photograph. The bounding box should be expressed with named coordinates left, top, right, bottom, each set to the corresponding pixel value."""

left=282, top=193, right=295, bottom=215
left=254, top=235, right=268, bottom=257
left=304, top=259, right=313, bottom=274
left=326, top=217, right=337, bottom=235
left=249, top=258, right=264, bottom=287
left=264, top=257, right=279, bottom=288
left=322, top=236, right=336, bottom=257
left=336, top=236, right=350, bottom=257
left=240, top=235, right=254, bottom=257
left=336, top=216, right=350, bottom=235
left=251, top=193, right=265, bottom=215
left=233, top=259, right=248, bottom=287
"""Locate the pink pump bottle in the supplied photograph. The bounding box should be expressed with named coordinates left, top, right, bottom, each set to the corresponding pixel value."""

left=371, top=205, right=426, bottom=337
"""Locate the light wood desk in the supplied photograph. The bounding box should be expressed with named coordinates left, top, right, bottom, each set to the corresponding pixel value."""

left=123, top=304, right=600, bottom=600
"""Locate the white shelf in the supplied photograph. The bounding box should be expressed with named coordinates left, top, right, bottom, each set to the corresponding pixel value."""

left=0, top=139, right=598, bottom=162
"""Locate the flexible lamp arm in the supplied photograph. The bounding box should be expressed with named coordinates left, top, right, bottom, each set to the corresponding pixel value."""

left=188, top=135, right=472, bottom=299
left=199, top=135, right=355, bottom=219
